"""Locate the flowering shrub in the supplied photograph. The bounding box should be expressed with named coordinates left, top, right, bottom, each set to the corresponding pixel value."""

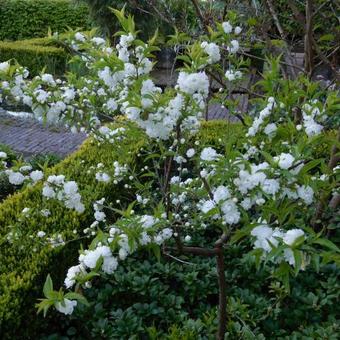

left=0, top=8, right=339, bottom=338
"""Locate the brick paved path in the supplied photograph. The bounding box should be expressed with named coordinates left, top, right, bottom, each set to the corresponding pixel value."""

left=0, top=98, right=246, bottom=158
left=0, top=109, right=86, bottom=158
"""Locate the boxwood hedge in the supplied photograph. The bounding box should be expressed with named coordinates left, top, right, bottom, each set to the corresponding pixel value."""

left=0, top=36, right=68, bottom=76
left=0, top=120, right=240, bottom=338
left=0, top=0, right=91, bottom=41
left=0, top=121, right=146, bottom=337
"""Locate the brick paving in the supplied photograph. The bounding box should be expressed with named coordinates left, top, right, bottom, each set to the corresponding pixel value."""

left=0, top=109, right=86, bottom=158
left=0, top=95, right=246, bottom=158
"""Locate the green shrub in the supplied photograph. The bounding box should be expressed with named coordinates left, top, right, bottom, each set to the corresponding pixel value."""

left=0, top=172, right=15, bottom=202
left=0, top=144, right=18, bottom=201
left=0, top=143, right=17, bottom=165
left=29, top=153, right=62, bottom=170
left=0, top=37, right=68, bottom=76
left=40, top=227, right=340, bottom=339
left=0, top=0, right=92, bottom=41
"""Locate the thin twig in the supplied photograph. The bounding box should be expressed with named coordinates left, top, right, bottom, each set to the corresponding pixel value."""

left=313, top=46, right=340, bottom=71
left=312, top=127, right=340, bottom=229
left=190, top=0, right=209, bottom=34
left=165, top=245, right=217, bottom=256
left=265, top=0, right=298, bottom=78
left=216, top=245, right=227, bottom=339
left=240, top=50, right=304, bottom=72
left=304, top=0, right=314, bottom=77
left=311, top=36, right=340, bottom=81
left=312, top=0, right=332, bottom=18
left=163, top=251, right=195, bottom=265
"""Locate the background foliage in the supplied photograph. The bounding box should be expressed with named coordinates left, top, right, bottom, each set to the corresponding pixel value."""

left=0, top=0, right=91, bottom=41
left=0, top=37, right=68, bottom=76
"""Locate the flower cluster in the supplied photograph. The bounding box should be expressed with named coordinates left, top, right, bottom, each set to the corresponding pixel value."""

left=0, top=151, right=44, bottom=186
left=42, top=175, right=85, bottom=213
left=251, top=224, right=307, bottom=269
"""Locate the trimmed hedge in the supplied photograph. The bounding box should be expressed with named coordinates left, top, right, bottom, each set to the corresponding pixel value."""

left=0, top=36, right=68, bottom=76
left=0, top=120, right=241, bottom=338
left=0, top=0, right=91, bottom=41
left=0, top=121, right=147, bottom=338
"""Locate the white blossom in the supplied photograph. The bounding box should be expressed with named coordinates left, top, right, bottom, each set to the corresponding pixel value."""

left=234, top=26, right=242, bottom=35
left=213, top=186, right=230, bottom=203
left=275, top=153, right=295, bottom=170
left=8, top=171, right=25, bottom=185
left=222, top=21, right=233, bottom=34
left=264, top=123, right=277, bottom=136
left=0, top=61, right=10, bottom=73
left=201, top=42, right=221, bottom=64
left=177, top=72, right=209, bottom=97
left=283, top=229, right=305, bottom=246
left=186, top=148, right=196, bottom=158
left=225, top=70, right=242, bottom=81
left=30, top=170, right=44, bottom=182
left=55, top=299, right=77, bottom=315
left=200, top=147, right=219, bottom=161
left=297, top=185, right=314, bottom=205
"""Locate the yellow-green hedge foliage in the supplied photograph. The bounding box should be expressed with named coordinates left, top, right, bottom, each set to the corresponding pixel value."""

left=0, top=121, right=147, bottom=337
left=0, top=36, right=68, bottom=76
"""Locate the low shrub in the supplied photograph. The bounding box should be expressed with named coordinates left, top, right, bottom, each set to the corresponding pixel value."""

left=0, top=172, right=15, bottom=201
left=0, top=0, right=91, bottom=41
left=40, top=231, right=340, bottom=339
left=29, top=153, right=62, bottom=170
left=0, top=37, right=68, bottom=76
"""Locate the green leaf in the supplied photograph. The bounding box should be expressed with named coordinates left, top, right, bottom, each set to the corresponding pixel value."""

left=150, top=244, right=161, bottom=261
left=36, top=299, right=54, bottom=317
left=274, top=262, right=291, bottom=293
left=298, top=159, right=322, bottom=177
left=43, top=274, right=53, bottom=298
left=293, top=249, right=302, bottom=275
left=64, top=292, right=89, bottom=306
left=319, top=34, right=334, bottom=42
left=312, top=253, right=320, bottom=273
left=313, top=238, right=340, bottom=253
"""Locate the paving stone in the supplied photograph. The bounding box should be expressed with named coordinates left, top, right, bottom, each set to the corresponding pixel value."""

left=0, top=96, right=247, bottom=159
left=0, top=110, right=87, bottom=159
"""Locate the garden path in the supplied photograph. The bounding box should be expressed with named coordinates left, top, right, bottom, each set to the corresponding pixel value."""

left=0, top=102, right=244, bottom=158
left=0, top=109, right=86, bottom=158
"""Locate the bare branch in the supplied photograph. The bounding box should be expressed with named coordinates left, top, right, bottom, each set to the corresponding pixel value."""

left=216, top=246, right=227, bottom=339
left=163, top=251, right=195, bottom=265
left=190, top=0, right=209, bottom=34
left=311, top=37, right=340, bottom=81
left=265, top=0, right=298, bottom=78
left=304, top=0, right=314, bottom=77
left=312, top=127, right=340, bottom=228
left=165, top=245, right=218, bottom=256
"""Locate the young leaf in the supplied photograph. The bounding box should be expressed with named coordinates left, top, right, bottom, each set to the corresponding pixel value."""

left=43, top=274, right=53, bottom=298
left=313, top=238, right=340, bottom=253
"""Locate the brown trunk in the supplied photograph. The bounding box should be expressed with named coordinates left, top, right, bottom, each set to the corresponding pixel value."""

left=216, top=246, right=227, bottom=339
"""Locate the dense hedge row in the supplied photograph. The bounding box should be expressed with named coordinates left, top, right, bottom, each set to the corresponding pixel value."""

left=0, top=0, right=91, bottom=41
left=0, top=36, right=68, bottom=76
left=0, top=121, right=147, bottom=337
left=0, top=120, right=237, bottom=338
